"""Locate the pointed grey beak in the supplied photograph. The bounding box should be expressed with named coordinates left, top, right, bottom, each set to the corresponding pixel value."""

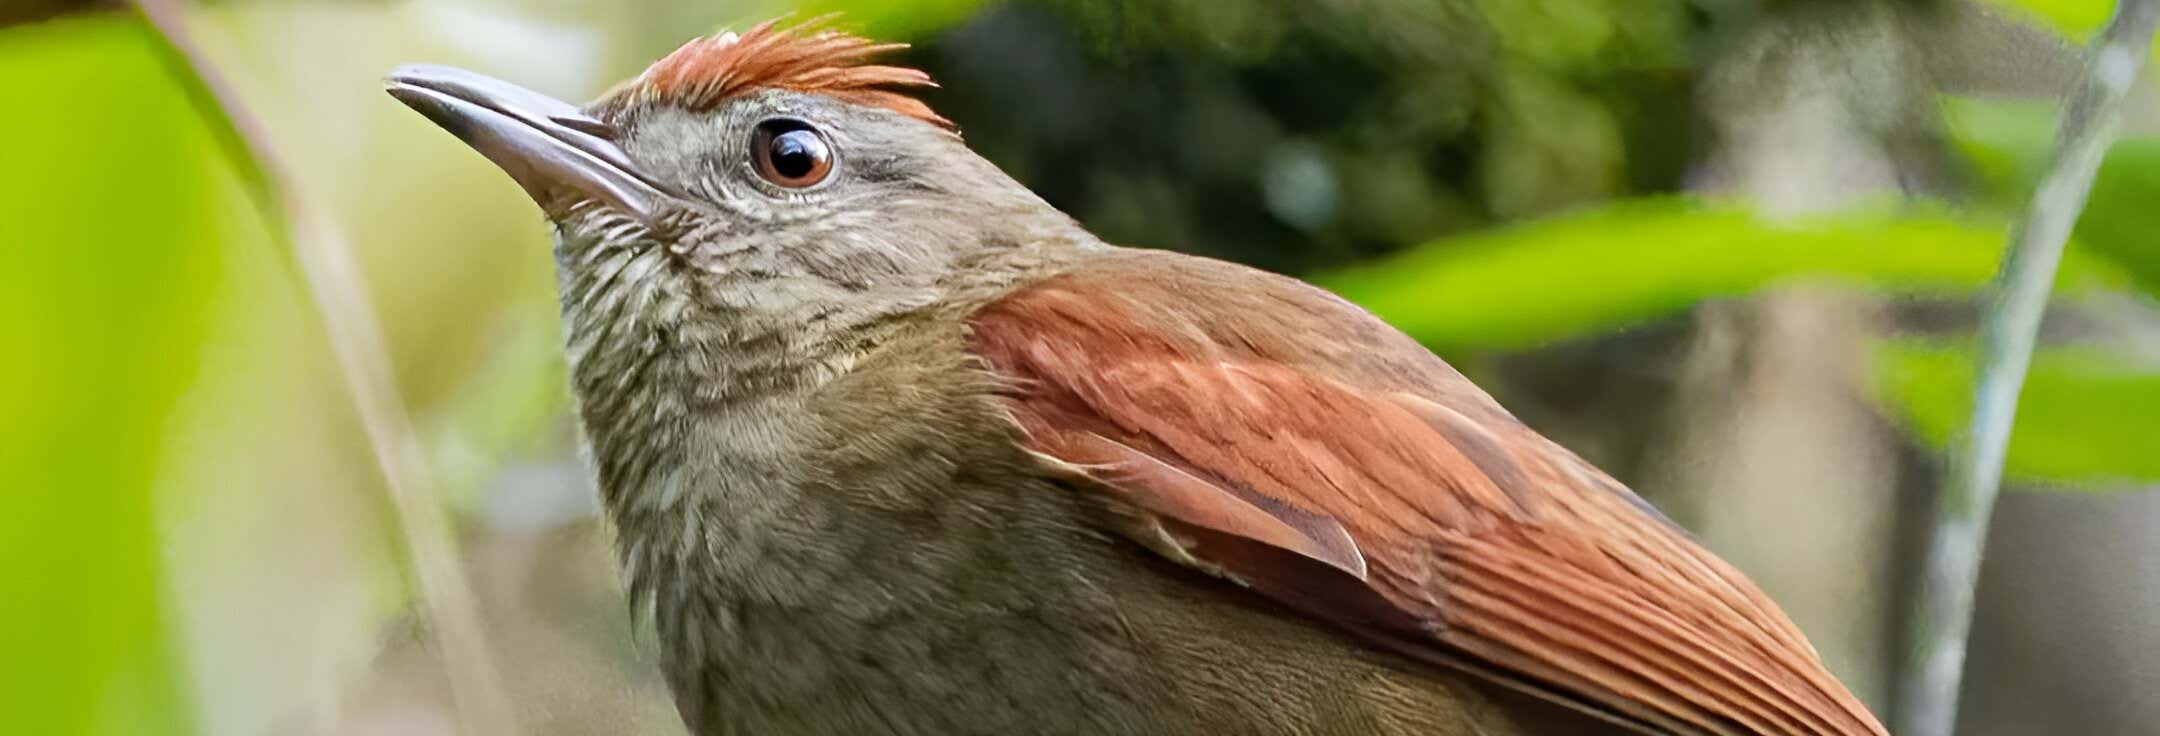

left=385, top=64, right=673, bottom=221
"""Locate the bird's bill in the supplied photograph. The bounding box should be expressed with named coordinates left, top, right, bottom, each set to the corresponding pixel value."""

left=384, top=64, right=671, bottom=221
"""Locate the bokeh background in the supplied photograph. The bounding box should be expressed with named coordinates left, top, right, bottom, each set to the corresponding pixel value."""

left=5, top=0, right=2158, bottom=734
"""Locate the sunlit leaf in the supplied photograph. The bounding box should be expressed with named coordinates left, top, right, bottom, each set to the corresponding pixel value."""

left=764, top=0, right=989, bottom=39
left=1873, top=339, right=2160, bottom=487
left=1984, top=0, right=2114, bottom=38
left=0, top=14, right=224, bottom=735
left=1942, top=95, right=2160, bottom=296
left=1319, top=197, right=2123, bottom=351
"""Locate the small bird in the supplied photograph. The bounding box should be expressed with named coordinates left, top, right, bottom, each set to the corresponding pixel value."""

left=387, top=18, right=1888, bottom=736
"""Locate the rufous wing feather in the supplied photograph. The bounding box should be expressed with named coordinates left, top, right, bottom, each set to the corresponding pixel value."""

left=966, top=250, right=1887, bottom=736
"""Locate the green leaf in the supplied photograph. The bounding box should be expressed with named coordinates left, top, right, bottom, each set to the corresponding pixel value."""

left=1942, top=95, right=2160, bottom=296
left=1873, top=339, right=2160, bottom=486
left=760, top=0, right=989, bottom=39
left=1318, top=197, right=2122, bottom=351
left=0, top=13, right=230, bottom=735
left=1979, top=0, right=2160, bottom=66
left=1983, top=0, right=2114, bottom=38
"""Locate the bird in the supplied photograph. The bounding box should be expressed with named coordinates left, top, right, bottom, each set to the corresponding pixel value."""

left=385, top=17, right=1889, bottom=736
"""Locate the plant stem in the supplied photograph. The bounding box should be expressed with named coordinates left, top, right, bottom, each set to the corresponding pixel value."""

left=130, top=2, right=518, bottom=734
left=1897, top=3, right=2160, bottom=736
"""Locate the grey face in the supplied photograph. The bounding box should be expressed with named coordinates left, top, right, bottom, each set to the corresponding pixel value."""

left=386, top=65, right=1085, bottom=375
left=387, top=62, right=1090, bottom=314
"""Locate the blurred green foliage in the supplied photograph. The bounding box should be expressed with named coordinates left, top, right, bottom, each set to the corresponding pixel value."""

left=792, top=0, right=990, bottom=38
left=1321, top=198, right=2123, bottom=351
left=1876, top=340, right=2160, bottom=484
left=1860, top=94, right=2160, bottom=490
left=1311, top=27, right=2160, bottom=491
left=1943, top=96, right=2160, bottom=294
left=1987, top=0, right=2115, bottom=38
left=423, top=312, right=570, bottom=511
left=910, top=0, right=1693, bottom=275
left=0, top=13, right=221, bottom=736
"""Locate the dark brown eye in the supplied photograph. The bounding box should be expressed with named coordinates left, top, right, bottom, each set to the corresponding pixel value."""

left=751, top=119, right=834, bottom=188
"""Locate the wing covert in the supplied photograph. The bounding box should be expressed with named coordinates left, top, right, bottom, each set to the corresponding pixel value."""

left=965, top=251, right=1886, bottom=736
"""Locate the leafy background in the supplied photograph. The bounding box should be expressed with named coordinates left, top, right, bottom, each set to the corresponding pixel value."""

left=4, top=0, right=2156, bottom=734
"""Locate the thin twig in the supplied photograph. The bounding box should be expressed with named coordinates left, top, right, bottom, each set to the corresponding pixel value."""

left=1897, top=3, right=2160, bottom=735
left=129, top=3, right=518, bottom=734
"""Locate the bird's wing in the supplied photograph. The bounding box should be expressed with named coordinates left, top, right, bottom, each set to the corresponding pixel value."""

left=964, top=250, right=1886, bottom=736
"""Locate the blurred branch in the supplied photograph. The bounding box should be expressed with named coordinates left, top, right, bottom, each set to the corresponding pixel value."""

left=128, top=2, right=518, bottom=734
left=1897, top=2, right=2160, bottom=735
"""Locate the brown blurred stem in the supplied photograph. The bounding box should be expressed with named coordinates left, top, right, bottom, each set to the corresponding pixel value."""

left=128, top=2, right=518, bottom=734
left=1896, top=3, right=2159, bottom=736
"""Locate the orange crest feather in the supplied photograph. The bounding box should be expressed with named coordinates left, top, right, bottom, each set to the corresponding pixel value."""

left=601, top=18, right=951, bottom=130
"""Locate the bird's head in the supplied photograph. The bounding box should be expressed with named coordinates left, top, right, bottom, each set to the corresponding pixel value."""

left=386, top=18, right=1071, bottom=347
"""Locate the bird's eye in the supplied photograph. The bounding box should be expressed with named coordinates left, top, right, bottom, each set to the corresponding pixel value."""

left=750, top=119, right=835, bottom=189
